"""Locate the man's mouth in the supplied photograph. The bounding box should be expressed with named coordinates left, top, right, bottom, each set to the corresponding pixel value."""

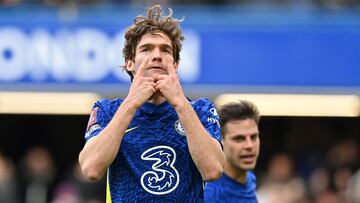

left=148, top=66, right=163, bottom=70
left=239, top=155, right=256, bottom=163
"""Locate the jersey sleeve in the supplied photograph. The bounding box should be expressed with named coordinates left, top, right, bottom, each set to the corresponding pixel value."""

left=193, top=98, right=222, bottom=146
left=84, top=101, right=109, bottom=142
left=204, top=181, right=222, bottom=202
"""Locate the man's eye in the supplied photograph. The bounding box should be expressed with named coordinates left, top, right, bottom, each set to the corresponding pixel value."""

left=162, top=49, right=171, bottom=53
left=234, top=137, right=245, bottom=142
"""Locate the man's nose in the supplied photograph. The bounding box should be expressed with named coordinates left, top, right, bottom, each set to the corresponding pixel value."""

left=244, top=138, right=254, bottom=149
left=151, top=48, right=162, bottom=62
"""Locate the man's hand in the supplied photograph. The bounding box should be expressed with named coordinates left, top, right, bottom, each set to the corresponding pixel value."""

left=155, top=55, right=187, bottom=107
left=125, top=57, right=156, bottom=109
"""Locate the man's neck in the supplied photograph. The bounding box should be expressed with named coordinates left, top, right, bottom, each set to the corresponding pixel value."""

left=224, top=163, right=248, bottom=184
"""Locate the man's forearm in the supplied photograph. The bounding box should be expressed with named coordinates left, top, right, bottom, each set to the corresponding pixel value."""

left=174, top=101, right=225, bottom=181
left=79, top=100, right=137, bottom=180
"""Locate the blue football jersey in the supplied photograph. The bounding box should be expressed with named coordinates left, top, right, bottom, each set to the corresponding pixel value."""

left=84, top=98, right=221, bottom=203
left=204, top=172, right=258, bottom=203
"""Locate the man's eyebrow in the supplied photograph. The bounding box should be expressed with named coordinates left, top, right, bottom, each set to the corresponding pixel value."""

left=162, top=44, right=173, bottom=49
left=232, top=133, right=258, bottom=138
left=138, top=44, right=152, bottom=49
left=138, top=43, right=172, bottom=49
left=232, top=134, right=246, bottom=138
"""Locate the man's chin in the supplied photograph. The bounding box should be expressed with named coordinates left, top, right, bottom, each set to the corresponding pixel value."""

left=239, top=164, right=256, bottom=171
left=149, top=91, right=164, bottom=100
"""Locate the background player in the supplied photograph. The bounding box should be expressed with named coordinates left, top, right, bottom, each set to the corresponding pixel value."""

left=205, top=100, right=260, bottom=203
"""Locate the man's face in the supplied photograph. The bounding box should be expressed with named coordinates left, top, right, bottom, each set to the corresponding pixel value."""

left=222, top=119, right=260, bottom=172
left=126, top=32, right=176, bottom=79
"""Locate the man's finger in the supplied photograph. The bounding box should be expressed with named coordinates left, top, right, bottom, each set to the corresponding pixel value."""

left=143, top=77, right=155, bottom=83
left=135, top=57, right=150, bottom=78
left=156, top=75, right=167, bottom=81
left=166, top=55, right=176, bottom=76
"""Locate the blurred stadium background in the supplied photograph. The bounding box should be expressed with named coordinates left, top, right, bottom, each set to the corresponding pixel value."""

left=0, top=0, right=359, bottom=202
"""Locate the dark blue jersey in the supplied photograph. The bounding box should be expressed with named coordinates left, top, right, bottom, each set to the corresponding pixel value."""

left=204, top=172, right=258, bottom=203
left=84, top=98, right=221, bottom=203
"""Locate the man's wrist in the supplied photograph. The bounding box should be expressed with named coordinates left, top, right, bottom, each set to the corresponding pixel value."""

left=121, top=98, right=140, bottom=113
left=173, top=98, right=191, bottom=113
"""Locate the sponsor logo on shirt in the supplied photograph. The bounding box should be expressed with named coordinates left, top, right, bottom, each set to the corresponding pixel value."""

left=140, top=146, right=180, bottom=195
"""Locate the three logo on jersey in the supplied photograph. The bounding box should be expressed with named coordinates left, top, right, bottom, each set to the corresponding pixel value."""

left=140, top=146, right=180, bottom=195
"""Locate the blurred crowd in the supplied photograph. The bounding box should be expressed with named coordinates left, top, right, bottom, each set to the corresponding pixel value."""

left=256, top=139, right=360, bottom=203
left=0, top=146, right=105, bottom=203
left=0, top=0, right=360, bottom=9
left=0, top=139, right=359, bottom=203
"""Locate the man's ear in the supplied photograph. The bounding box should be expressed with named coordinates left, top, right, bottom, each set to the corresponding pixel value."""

left=125, top=59, right=135, bottom=72
left=174, top=62, right=179, bottom=71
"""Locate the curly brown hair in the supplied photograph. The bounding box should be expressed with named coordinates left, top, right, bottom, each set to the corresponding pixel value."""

left=122, top=5, right=185, bottom=81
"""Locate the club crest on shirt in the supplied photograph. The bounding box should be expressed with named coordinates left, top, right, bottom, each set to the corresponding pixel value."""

left=174, top=120, right=185, bottom=135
